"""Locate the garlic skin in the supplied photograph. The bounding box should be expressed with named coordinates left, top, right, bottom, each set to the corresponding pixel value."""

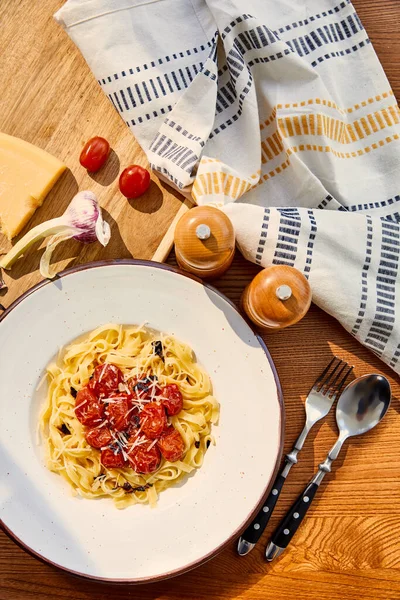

left=0, top=190, right=111, bottom=278
left=65, top=191, right=110, bottom=246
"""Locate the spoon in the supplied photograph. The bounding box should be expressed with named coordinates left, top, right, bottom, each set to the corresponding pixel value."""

left=265, top=374, right=391, bottom=561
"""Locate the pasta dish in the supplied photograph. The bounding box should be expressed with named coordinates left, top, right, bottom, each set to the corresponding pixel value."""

left=40, top=324, right=219, bottom=507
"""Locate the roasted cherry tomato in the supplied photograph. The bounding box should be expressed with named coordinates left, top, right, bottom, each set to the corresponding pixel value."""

left=119, top=165, right=150, bottom=199
left=161, top=384, right=183, bottom=416
left=85, top=426, right=113, bottom=449
left=128, top=443, right=161, bottom=474
left=139, top=402, right=167, bottom=439
left=157, top=427, right=185, bottom=462
left=89, top=363, right=124, bottom=398
left=75, top=387, right=104, bottom=426
left=101, top=448, right=127, bottom=469
left=79, top=136, right=110, bottom=172
left=126, top=408, right=141, bottom=434
left=128, top=376, right=161, bottom=401
left=105, top=394, right=131, bottom=431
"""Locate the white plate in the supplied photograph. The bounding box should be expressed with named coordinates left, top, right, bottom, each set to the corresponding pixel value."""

left=0, top=260, right=283, bottom=583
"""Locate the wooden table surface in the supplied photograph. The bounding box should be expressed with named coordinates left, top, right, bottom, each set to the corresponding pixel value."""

left=0, top=0, right=187, bottom=301
left=1, top=1, right=399, bottom=599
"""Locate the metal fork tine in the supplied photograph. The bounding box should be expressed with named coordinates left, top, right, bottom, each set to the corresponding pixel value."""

left=334, top=365, right=354, bottom=398
left=325, top=361, right=348, bottom=395
left=317, top=359, right=343, bottom=393
left=312, top=356, right=337, bottom=390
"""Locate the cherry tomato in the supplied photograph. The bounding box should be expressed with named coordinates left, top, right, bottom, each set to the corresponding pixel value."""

left=89, top=363, right=124, bottom=398
left=79, top=136, right=110, bottom=172
left=85, top=426, right=113, bottom=449
left=161, top=384, right=183, bottom=416
left=126, top=408, right=141, bottom=434
left=101, top=448, right=127, bottom=469
left=119, top=165, right=150, bottom=199
left=139, top=402, right=167, bottom=439
left=75, top=387, right=104, bottom=426
left=157, top=427, right=185, bottom=462
left=128, top=376, right=161, bottom=401
left=105, top=394, right=131, bottom=431
left=128, top=443, right=161, bottom=474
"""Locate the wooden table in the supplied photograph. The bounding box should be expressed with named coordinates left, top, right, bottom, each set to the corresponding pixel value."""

left=1, top=1, right=399, bottom=599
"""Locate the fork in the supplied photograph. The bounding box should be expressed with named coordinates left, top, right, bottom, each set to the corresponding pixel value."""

left=237, top=356, right=353, bottom=556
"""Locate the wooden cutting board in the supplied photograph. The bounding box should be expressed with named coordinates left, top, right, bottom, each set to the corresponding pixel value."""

left=0, top=0, right=191, bottom=308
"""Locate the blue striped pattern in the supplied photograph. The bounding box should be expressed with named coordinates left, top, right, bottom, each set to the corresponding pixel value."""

left=100, top=5, right=372, bottom=144
left=390, top=344, right=400, bottom=369
left=97, top=40, right=214, bottom=85
left=272, top=208, right=301, bottom=266
left=311, top=38, right=370, bottom=68
left=149, top=134, right=199, bottom=173
left=348, top=195, right=400, bottom=212
left=348, top=195, right=400, bottom=223
left=318, top=194, right=334, bottom=209
left=164, top=118, right=205, bottom=144
left=255, top=208, right=270, bottom=264
left=273, top=0, right=352, bottom=35
left=365, top=220, right=399, bottom=355
left=317, top=194, right=347, bottom=211
left=305, top=210, right=317, bottom=277
left=286, top=13, right=364, bottom=59
left=352, top=216, right=373, bottom=336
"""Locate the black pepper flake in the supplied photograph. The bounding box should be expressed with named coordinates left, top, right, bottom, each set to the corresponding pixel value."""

left=152, top=340, right=164, bottom=362
left=121, top=482, right=153, bottom=493
left=70, top=387, right=77, bottom=398
left=59, top=424, right=70, bottom=435
left=206, top=440, right=211, bottom=448
left=134, top=375, right=158, bottom=393
left=194, top=441, right=200, bottom=449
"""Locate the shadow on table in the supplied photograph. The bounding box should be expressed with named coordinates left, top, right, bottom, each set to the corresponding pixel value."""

left=88, top=149, right=120, bottom=187
left=128, top=181, right=164, bottom=214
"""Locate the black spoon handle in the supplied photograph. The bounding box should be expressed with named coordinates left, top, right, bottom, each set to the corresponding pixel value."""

left=265, top=449, right=338, bottom=560
left=267, top=481, right=319, bottom=554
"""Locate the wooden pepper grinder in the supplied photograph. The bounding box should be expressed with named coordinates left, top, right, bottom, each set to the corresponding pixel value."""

left=174, top=206, right=235, bottom=279
left=242, top=265, right=312, bottom=330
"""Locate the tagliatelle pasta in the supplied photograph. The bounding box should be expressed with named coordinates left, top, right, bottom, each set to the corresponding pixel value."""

left=40, top=323, right=219, bottom=508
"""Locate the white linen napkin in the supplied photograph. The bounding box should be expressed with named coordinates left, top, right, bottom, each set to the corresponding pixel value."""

left=55, top=0, right=400, bottom=374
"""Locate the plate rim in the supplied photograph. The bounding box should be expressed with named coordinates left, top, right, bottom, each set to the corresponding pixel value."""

left=0, top=258, right=285, bottom=584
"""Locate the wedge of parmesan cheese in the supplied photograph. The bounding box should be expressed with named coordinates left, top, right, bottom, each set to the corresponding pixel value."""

left=0, top=133, right=66, bottom=239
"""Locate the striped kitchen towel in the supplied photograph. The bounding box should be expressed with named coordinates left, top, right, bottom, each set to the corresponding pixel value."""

left=55, top=0, right=400, bottom=374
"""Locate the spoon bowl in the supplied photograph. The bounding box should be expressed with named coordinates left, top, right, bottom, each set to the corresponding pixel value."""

left=265, top=372, right=392, bottom=561
left=336, top=374, right=391, bottom=439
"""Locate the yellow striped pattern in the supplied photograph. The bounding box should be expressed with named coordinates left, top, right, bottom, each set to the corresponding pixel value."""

left=278, top=105, right=400, bottom=145
left=192, top=159, right=260, bottom=203
left=275, top=90, right=394, bottom=118
left=192, top=91, right=399, bottom=202
left=257, top=157, right=291, bottom=184
left=284, top=133, right=399, bottom=159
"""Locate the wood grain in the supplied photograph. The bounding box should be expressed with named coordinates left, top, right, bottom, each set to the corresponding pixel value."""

left=1, top=0, right=400, bottom=599
left=0, top=0, right=184, bottom=307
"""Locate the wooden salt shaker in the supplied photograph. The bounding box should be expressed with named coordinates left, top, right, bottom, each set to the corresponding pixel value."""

left=174, top=206, right=235, bottom=279
left=242, top=265, right=312, bottom=330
